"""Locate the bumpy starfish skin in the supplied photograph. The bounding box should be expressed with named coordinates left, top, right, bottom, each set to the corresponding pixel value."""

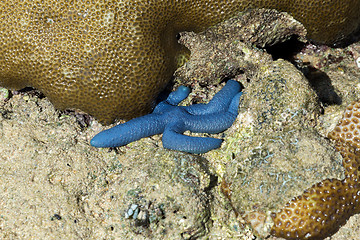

left=270, top=100, right=360, bottom=239
left=91, top=80, right=242, bottom=154
left=0, top=1, right=359, bottom=124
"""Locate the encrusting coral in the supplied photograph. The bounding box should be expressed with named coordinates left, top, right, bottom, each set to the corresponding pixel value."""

left=0, top=0, right=359, bottom=124
left=270, top=100, right=360, bottom=239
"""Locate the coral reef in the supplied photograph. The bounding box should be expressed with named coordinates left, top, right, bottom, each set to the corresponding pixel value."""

left=0, top=1, right=359, bottom=123
left=0, top=5, right=360, bottom=240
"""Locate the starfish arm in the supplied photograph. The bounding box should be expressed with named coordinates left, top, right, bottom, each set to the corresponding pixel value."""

left=166, top=85, right=191, bottom=105
left=162, top=121, right=223, bottom=154
left=153, top=86, right=191, bottom=114
left=185, top=92, right=243, bottom=133
left=90, top=114, right=166, bottom=148
left=228, top=92, right=243, bottom=115
left=185, top=80, right=241, bottom=115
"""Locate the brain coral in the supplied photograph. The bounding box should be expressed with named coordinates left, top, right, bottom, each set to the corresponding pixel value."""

left=0, top=1, right=359, bottom=124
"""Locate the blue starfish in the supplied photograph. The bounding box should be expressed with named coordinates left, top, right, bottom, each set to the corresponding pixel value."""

left=90, top=80, right=242, bottom=154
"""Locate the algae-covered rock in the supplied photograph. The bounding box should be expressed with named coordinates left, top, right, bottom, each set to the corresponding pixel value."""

left=79, top=150, right=218, bottom=239
left=221, top=60, right=345, bottom=237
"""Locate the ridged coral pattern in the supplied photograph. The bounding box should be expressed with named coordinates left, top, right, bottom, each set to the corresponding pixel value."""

left=271, top=100, right=360, bottom=239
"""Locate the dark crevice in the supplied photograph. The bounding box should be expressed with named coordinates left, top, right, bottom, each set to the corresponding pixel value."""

left=264, top=37, right=343, bottom=107
left=14, top=87, right=46, bottom=99
left=265, top=36, right=306, bottom=61
left=302, top=66, right=342, bottom=106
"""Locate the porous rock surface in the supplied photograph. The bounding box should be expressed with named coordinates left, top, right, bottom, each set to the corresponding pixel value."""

left=0, top=95, right=224, bottom=239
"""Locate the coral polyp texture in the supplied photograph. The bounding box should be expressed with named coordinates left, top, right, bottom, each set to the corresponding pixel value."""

left=91, top=80, right=242, bottom=154
left=0, top=1, right=359, bottom=124
left=270, top=100, right=360, bottom=240
left=329, top=101, right=360, bottom=152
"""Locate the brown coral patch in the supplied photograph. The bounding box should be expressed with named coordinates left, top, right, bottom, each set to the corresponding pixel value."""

left=271, top=177, right=360, bottom=239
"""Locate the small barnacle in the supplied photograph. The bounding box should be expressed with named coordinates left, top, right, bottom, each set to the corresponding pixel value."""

left=356, top=57, right=360, bottom=69
left=125, top=203, right=139, bottom=219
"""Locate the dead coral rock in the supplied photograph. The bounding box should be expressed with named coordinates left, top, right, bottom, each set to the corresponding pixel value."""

left=175, top=9, right=306, bottom=85
left=74, top=150, right=218, bottom=239
left=206, top=8, right=307, bottom=48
